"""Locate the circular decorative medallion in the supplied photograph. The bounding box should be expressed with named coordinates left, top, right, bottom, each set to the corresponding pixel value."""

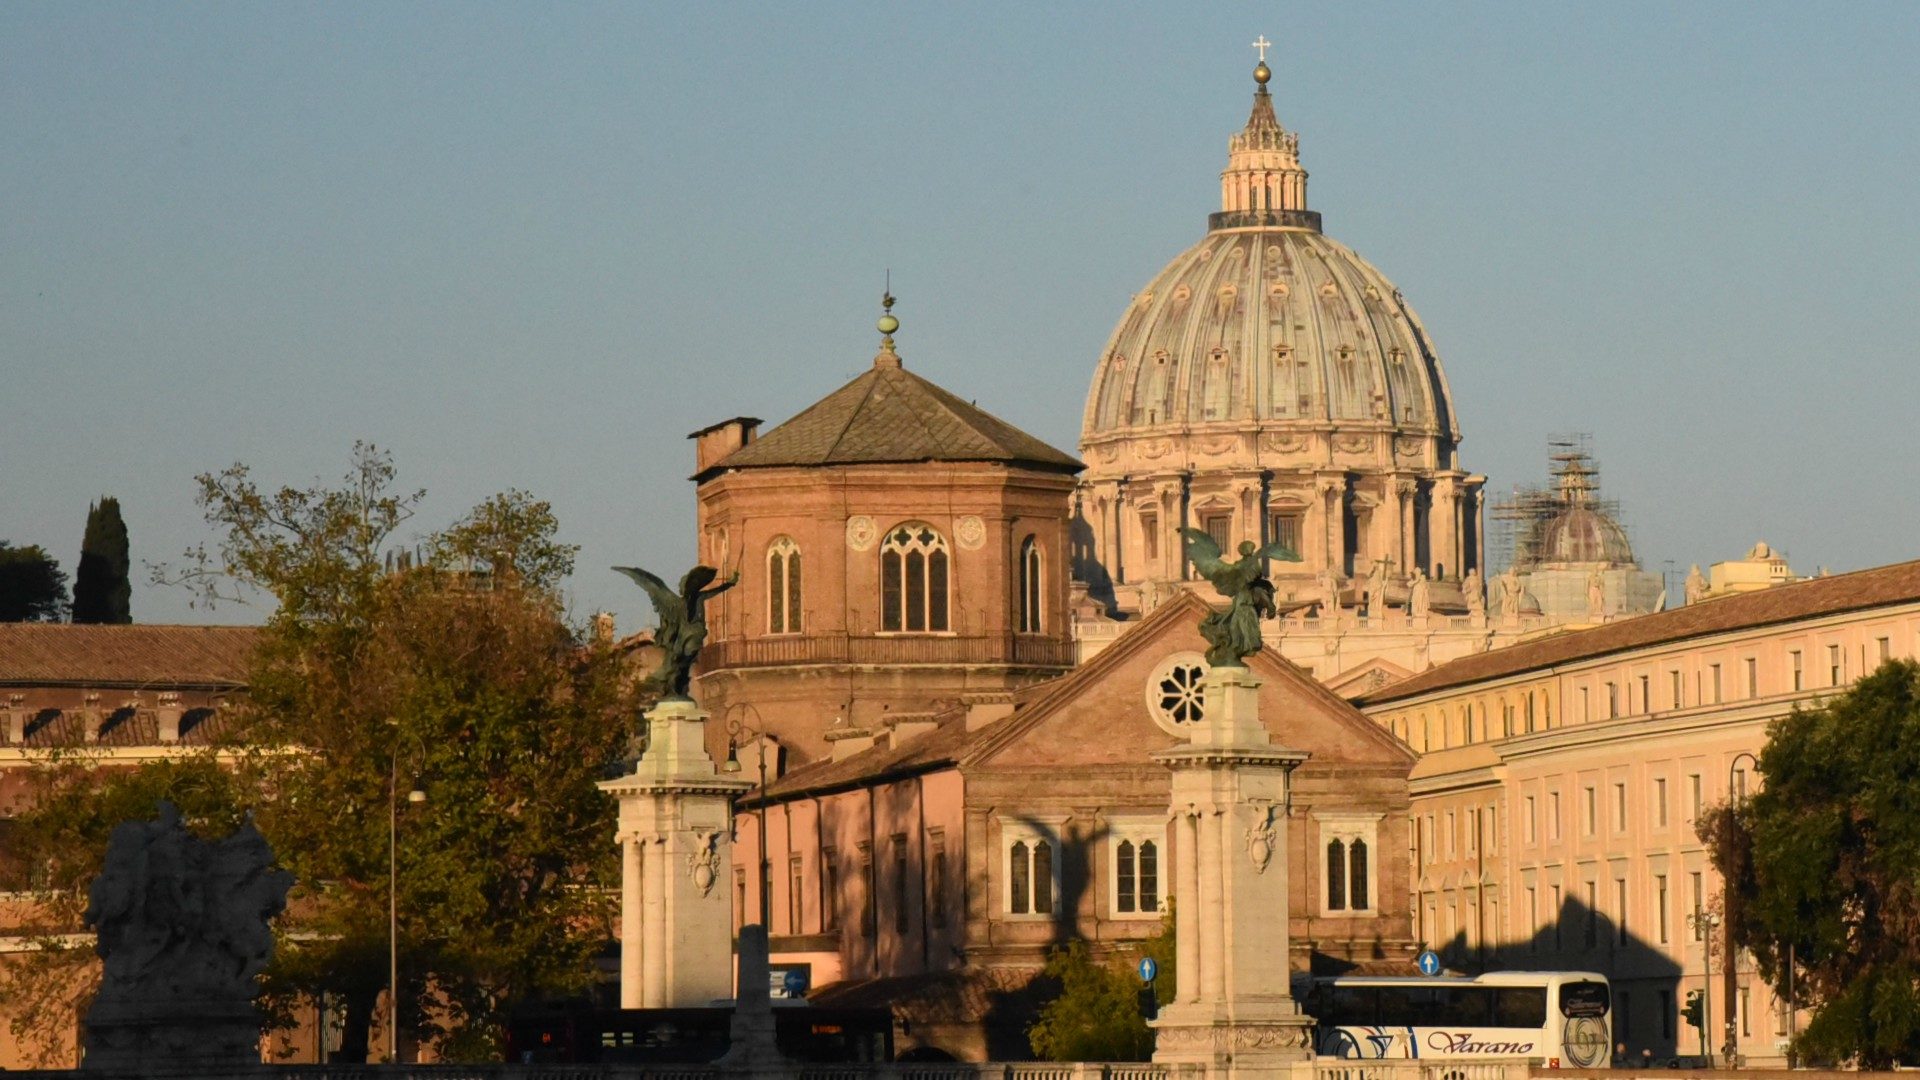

left=1145, top=651, right=1209, bottom=735
left=845, top=515, right=877, bottom=552
left=955, top=515, right=986, bottom=550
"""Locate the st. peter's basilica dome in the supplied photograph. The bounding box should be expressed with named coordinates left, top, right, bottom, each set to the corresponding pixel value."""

left=1074, top=59, right=1484, bottom=615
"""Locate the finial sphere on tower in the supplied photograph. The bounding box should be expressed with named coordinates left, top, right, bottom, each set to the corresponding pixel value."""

left=1253, top=60, right=1271, bottom=85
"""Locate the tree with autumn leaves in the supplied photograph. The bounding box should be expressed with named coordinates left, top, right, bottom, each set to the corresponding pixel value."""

left=0, top=445, right=644, bottom=1062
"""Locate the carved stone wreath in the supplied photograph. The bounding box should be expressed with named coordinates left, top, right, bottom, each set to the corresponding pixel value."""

left=955, top=515, right=986, bottom=550
left=845, top=515, right=877, bottom=552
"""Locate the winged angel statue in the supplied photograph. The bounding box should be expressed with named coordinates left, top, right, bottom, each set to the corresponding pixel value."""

left=1181, top=528, right=1300, bottom=666
left=614, top=564, right=739, bottom=699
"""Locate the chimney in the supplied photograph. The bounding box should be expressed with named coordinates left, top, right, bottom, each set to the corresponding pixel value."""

left=689, top=417, right=762, bottom=477
left=888, top=713, right=941, bottom=747
left=963, top=693, right=1016, bottom=732
left=82, top=692, right=101, bottom=743
left=5, top=694, right=23, bottom=744
left=157, top=692, right=183, bottom=744
left=825, top=724, right=878, bottom=762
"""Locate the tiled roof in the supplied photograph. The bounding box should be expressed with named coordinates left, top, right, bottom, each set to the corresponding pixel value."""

left=0, top=624, right=258, bottom=688
left=1358, top=558, right=1920, bottom=706
left=702, top=359, right=1081, bottom=478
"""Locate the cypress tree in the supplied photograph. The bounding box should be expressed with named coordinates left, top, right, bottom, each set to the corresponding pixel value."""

left=72, top=496, right=131, bottom=624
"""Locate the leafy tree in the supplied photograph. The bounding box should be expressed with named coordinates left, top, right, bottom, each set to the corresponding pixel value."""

left=0, top=541, right=69, bottom=621
left=1704, top=659, right=1920, bottom=1068
left=4, top=445, right=641, bottom=1063
left=72, top=497, right=132, bottom=624
left=1027, top=939, right=1157, bottom=1062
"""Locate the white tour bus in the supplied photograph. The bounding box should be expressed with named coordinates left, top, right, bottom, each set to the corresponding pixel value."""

left=1305, top=972, right=1613, bottom=1068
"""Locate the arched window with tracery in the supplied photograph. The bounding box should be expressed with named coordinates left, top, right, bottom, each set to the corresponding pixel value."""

left=881, top=523, right=949, bottom=632
left=1018, top=535, right=1043, bottom=634
left=1327, top=838, right=1347, bottom=911
left=767, top=536, right=802, bottom=634
left=1349, top=838, right=1370, bottom=910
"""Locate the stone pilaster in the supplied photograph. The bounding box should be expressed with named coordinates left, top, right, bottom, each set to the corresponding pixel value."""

left=1151, top=664, right=1313, bottom=1079
left=597, top=698, right=752, bottom=1009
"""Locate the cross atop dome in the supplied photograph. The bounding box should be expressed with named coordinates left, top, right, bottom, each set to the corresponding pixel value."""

left=1251, top=35, right=1271, bottom=63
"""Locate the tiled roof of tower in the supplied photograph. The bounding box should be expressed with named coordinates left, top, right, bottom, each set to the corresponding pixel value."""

left=700, top=359, right=1082, bottom=480
left=1357, top=558, right=1920, bottom=706
left=0, top=624, right=258, bottom=688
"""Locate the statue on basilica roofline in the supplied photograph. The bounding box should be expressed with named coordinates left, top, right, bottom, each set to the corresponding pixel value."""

left=1181, top=528, right=1301, bottom=666
left=614, top=564, right=740, bottom=699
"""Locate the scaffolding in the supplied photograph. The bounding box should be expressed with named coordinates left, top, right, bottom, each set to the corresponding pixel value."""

left=1488, top=435, right=1626, bottom=574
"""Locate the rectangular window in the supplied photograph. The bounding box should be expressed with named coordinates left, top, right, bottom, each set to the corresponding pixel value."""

left=925, top=826, right=948, bottom=922
left=1690, top=774, right=1703, bottom=821
left=1639, top=674, right=1651, bottom=713
left=1140, top=513, right=1159, bottom=561
left=1525, top=695, right=1536, bottom=732
left=1671, top=669, right=1684, bottom=709
left=893, top=836, right=910, bottom=935
left=1656, top=873, right=1670, bottom=943
left=1745, top=657, right=1758, bottom=697
left=1710, top=663, right=1723, bottom=704
left=1466, top=809, right=1478, bottom=856
left=1661, top=989, right=1676, bottom=1040
left=1614, top=783, right=1628, bottom=832
left=1583, top=880, right=1598, bottom=948
left=822, top=849, right=840, bottom=932
left=789, top=857, right=805, bottom=934
left=1202, top=513, right=1233, bottom=552
left=1740, top=987, right=1752, bottom=1037
left=1551, top=884, right=1564, bottom=949
left=1422, top=815, right=1434, bottom=864
left=1733, top=766, right=1748, bottom=800
left=1549, top=791, right=1562, bottom=840
left=1690, top=871, right=1704, bottom=924
left=1524, top=796, right=1537, bottom=844
left=1583, top=786, right=1596, bottom=837
left=1655, top=777, right=1669, bottom=828
left=1607, top=682, right=1618, bottom=719
left=1790, top=650, right=1803, bottom=691
left=734, top=868, right=747, bottom=932
left=860, top=846, right=876, bottom=938
left=1830, top=644, right=1843, bottom=686
left=1445, top=811, right=1456, bottom=858
left=1616, top=878, right=1629, bottom=945
left=1268, top=513, right=1303, bottom=558
left=1580, top=686, right=1590, bottom=721
left=1879, top=636, right=1892, bottom=664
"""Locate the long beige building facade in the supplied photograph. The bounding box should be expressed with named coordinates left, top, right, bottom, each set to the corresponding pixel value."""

left=1355, top=559, right=1920, bottom=1067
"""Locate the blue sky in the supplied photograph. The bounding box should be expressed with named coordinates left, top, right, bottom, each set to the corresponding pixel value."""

left=4, top=3, right=1917, bottom=628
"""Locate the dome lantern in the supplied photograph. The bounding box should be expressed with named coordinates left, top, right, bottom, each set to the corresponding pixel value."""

left=1216, top=44, right=1312, bottom=231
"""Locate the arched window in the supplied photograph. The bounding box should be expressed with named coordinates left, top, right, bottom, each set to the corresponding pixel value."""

left=881, top=524, right=950, bottom=632
left=1116, top=840, right=1135, bottom=913
left=767, top=537, right=802, bottom=634
left=1327, top=839, right=1347, bottom=910
left=1009, top=842, right=1030, bottom=915
left=1018, top=536, right=1043, bottom=633
left=1349, top=838, right=1370, bottom=910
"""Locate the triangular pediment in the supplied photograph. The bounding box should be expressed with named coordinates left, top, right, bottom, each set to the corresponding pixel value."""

left=968, top=593, right=1415, bottom=772
left=1323, top=657, right=1418, bottom=701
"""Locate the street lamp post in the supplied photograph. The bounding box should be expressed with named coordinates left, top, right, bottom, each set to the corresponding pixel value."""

left=721, top=707, right=774, bottom=930
left=388, top=735, right=427, bottom=1063
left=1689, top=906, right=1722, bottom=1068
left=1725, top=750, right=1759, bottom=1066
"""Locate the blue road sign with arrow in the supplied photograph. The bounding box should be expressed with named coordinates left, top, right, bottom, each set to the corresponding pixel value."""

left=1417, top=949, right=1442, bottom=976
left=1139, top=957, right=1158, bottom=983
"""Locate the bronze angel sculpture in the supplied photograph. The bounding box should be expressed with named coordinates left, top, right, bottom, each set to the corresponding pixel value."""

left=614, top=564, right=739, bottom=699
left=1180, top=528, right=1301, bottom=666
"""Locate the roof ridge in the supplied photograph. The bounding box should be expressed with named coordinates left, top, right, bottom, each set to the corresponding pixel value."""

left=818, top=368, right=883, bottom=464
